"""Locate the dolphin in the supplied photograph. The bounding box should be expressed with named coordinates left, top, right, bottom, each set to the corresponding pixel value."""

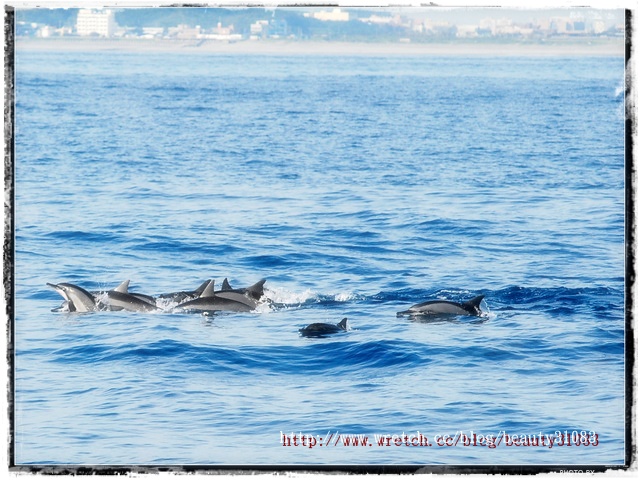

left=157, top=278, right=266, bottom=306
left=299, top=318, right=349, bottom=337
left=214, top=278, right=267, bottom=310
left=173, top=280, right=255, bottom=313
left=219, top=278, right=266, bottom=301
left=397, top=295, right=485, bottom=317
left=101, top=280, right=159, bottom=312
left=47, top=282, right=97, bottom=313
left=157, top=279, right=211, bottom=304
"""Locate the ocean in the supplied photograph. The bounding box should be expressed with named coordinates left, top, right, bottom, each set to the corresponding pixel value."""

left=11, top=46, right=626, bottom=469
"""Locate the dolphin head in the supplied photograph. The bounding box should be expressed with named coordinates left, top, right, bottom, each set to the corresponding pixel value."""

left=47, top=282, right=96, bottom=313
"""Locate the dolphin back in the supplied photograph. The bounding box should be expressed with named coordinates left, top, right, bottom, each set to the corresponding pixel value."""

left=397, top=294, right=486, bottom=317
left=220, top=278, right=266, bottom=300
left=299, top=318, right=349, bottom=337
left=105, top=291, right=159, bottom=312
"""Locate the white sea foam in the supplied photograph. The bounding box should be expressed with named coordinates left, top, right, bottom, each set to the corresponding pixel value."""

left=334, top=292, right=357, bottom=302
left=263, top=287, right=318, bottom=307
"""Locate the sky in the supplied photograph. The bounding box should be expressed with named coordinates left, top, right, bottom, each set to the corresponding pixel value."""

left=362, top=7, right=625, bottom=28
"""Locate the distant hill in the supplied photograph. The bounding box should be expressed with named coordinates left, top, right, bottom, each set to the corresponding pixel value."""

left=15, top=7, right=409, bottom=41
left=13, top=7, right=623, bottom=42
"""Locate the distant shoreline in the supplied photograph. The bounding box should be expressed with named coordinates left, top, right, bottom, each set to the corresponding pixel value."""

left=15, top=37, right=624, bottom=57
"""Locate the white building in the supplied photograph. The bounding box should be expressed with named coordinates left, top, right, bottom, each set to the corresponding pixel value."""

left=250, top=20, right=269, bottom=36
left=456, top=24, right=478, bottom=38
left=592, top=20, right=606, bottom=35
left=167, top=24, right=201, bottom=39
left=360, top=14, right=394, bottom=25
left=38, top=25, right=57, bottom=37
left=76, top=9, right=117, bottom=37
left=306, top=8, right=349, bottom=22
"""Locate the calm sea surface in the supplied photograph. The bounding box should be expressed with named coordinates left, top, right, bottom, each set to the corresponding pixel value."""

left=12, top=46, right=626, bottom=468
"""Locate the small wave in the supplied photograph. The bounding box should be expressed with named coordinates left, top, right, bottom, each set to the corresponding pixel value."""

left=491, top=285, right=623, bottom=315
left=44, top=230, right=121, bottom=244
left=50, top=338, right=431, bottom=375
left=236, top=340, right=429, bottom=374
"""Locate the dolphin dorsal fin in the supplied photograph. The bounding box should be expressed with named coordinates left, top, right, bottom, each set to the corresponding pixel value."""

left=114, top=280, right=130, bottom=293
left=246, top=279, right=266, bottom=298
left=200, top=280, right=215, bottom=298
left=465, top=295, right=485, bottom=312
left=195, top=280, right=211, bottom=294
left=338, top=318, right=349, bottom=331
left=221, top=278, right=232, bottom=291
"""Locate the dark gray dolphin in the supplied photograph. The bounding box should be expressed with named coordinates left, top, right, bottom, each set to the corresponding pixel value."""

left=299, top=318, right=349, bottom=337
left=173, top=280, right=255, bottom=313
left=157, top=278, right=266, bottom=306
left=215, top=278, right=267, bottom=310
left=157, top=279, right=211, bottom=304
left=219, top=278, right=266, bottom=301
left=47, top=282, right=96, bottom=313
left=102, top=280, right=159, bottom=312
left=397, top=295, right=485, bottom=317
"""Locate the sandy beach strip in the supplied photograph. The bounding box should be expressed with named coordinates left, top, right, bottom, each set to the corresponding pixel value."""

left=14, top=37, right=624, bottom=57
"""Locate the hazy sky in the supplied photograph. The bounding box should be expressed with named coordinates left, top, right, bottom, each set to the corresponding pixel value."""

left=352, top=7, right=625, bottom=28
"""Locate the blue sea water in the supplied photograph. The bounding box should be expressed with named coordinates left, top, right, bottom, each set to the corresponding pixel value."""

left=12, top=46, right=626, bottom=468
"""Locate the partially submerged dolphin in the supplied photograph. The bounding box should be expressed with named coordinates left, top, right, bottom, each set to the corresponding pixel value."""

left=157, top=279, right=212, bottom=304
left=48, top=280, right=158, bottom=313
left=215, top=278, right=266, bottom=310
left=101, top=280, right=158, bottom=312
left=158, top=278, right=266, bottom=307
left=299, top=318, right=349, bottom=337
left=397, top=295, right=485, bottom=317
left=173, top=280, right=257, bottom=313
left=220, top=278, right=266, bottom=300
left=47, top=282, right=96, bottom=313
